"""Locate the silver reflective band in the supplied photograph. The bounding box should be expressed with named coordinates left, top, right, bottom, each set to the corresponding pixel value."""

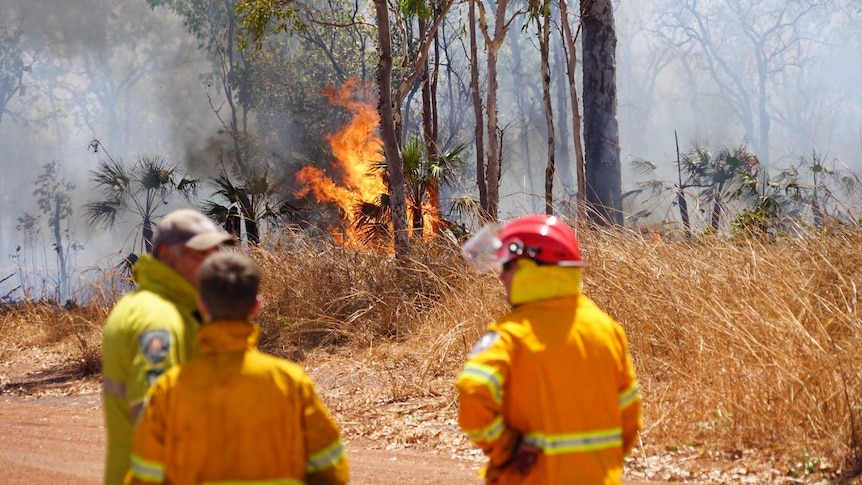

left=102, top=377, right=126, bottom=398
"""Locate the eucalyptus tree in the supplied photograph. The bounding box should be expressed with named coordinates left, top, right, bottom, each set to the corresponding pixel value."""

left=652, top=0, right=831, bottom=168
left=0, top=21, right=31, bottom=126
left=475, top=0, right=529, bottom=220
left=237, top=0, right=453, bottom=258
left=581, top=0, right=623, bottom=226
left=527, top=0, right=556, bottom=214
left=557, top=0, right=584, bottom=205
left=84, top=141, right=200, bottom=256
left=147, top=0, right=254, bottom=171
left=16, top=0, right=192, bottom=156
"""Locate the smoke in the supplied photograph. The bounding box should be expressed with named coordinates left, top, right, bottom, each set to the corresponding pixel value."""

left=0, top=0, right=860, bottom=301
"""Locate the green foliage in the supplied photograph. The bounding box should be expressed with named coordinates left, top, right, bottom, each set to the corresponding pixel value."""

left=399, top=0, right=432, bottom=19
left=235, top=0, right=305, bottom=50
left=789, top=450, right=822, bottom=478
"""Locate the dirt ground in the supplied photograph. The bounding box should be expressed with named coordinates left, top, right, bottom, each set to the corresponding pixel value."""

left=0, top=388, right=488, bottom=485
left=0, top=371, right=676, bottom=485
left=0, top=390, right=672, bottom=485
left=0, top=344, right=842, bottom=484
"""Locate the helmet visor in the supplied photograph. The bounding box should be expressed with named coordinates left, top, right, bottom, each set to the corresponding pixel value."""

left=461, top=223, right=502, bottom=274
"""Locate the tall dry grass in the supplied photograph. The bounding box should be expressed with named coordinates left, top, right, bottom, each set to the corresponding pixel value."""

left=581, top=226, right=862, bottom=468
left=2, top=225, right=861, bottom=469
left=252, top=226, right=862, bottom=467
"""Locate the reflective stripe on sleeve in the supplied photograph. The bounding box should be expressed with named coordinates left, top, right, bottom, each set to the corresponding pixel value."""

left=618, top=381, right=641, bottom=410
left=523, top=428, right=623, bottom=455
left=129, top=453, right=166, bottom=482
left=102, top=376, right=126, bottom=398
left=457, top=362, right=505, bottom=405
left=306, top=437, right=345, bottom=473
left=462, top=415, right=505, bottom=444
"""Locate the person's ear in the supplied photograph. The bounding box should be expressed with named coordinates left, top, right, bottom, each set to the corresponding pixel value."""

left=249, top=296, right=261, bottom=318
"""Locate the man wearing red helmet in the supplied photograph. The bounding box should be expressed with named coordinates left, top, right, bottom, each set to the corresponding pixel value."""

left=457, top=214, right=642, bottom=484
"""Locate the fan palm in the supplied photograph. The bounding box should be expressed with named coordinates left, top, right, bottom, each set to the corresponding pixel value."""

left=84, top=144, right=199, bottom=261
left=362, top=137, right=467, bottom=240
left=201, top=169, right=298, bottom=245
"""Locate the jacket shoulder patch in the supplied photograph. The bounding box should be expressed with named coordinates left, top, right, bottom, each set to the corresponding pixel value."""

left=469, top=331, right=500, bottom=357
left=138, top=329, right=172, bottom=365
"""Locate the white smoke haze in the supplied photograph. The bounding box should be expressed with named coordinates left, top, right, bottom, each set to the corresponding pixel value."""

left=0, top=0, right=860, bottom=302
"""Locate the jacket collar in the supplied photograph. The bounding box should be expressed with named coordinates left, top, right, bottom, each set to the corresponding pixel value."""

left=132, top=254, right=199, bottom=313
left=197, top=320, right=260, bottom=353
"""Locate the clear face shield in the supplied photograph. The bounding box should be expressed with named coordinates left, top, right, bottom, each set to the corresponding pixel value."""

left=460, top=223, right=503, bottom=274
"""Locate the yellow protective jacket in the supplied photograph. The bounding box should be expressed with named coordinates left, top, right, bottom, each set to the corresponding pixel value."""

left=127, top=320, right=349, bottom=485
left=456, top=294, right=642, bottom=485
left=102, top=254, right=202, bottom=485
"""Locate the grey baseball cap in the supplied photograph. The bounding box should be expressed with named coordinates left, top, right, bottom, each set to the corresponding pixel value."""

left=152, top=209, right=235, bottom=251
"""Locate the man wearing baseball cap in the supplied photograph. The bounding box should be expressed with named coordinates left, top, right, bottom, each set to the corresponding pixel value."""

left=100, top=208, right=235, bottom=485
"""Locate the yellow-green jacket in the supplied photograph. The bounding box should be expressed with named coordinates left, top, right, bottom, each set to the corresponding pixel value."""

left=456, top=294, right=642, bottom=484
left=127, top=320, right=349, bottom=485
left=102, top=254, right=202, bottom=485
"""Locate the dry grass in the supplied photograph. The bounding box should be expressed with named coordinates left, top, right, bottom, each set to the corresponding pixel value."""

left=2, top=226, right=862, bottom=475
left=581, top=225, right=862, bottom=471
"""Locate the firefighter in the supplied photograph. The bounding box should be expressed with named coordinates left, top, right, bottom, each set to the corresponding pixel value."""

left=457, top=214, right=642, bottom=484
left=126, top=252, right=349, bottom=484
left=101, top=209, right=235, bottom=485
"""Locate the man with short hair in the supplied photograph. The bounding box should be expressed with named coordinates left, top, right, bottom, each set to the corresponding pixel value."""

left=101, top=208, right=235, bottom=485
left=127, top=252, right=349, bottom=485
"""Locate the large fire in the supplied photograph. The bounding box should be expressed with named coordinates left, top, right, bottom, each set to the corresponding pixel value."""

left=295, top=79, right=387, bottom=246
left=296, top=78, right=443, bottom=246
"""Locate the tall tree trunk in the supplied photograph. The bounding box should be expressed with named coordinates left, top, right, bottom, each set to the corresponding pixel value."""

left=374, top=0, right=409, bottom=258
left=469, top=0, right=488, bottom=217
left=484, top=40, right=502, bottom=220
left=553, top=40, right=572, bottom=192
left=419, top=17, right=437, bottom=232
left=477, top=0, right=513, bottom=221
left=143, top=216, right=154, bottom=254
left=538, top=0, right=556, bottom=215
left=53, top=196, right=68, bottom=303
left=560, top=0, right=585, bottom=211
left=507, top=15, right=538, bottom=213
left=674, top=131, right=691, bottom=237
left=581, top=0, right=623, bottom=226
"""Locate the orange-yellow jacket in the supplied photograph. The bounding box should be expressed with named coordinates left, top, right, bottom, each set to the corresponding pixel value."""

left=102, top=254, right=202, bottom=485
left=127, top=320, right=349, bottom=485
left=456, top=294, right=642, bottom=485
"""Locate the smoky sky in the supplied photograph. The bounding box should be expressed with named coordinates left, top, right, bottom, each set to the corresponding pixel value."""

left=0, top=0, right=860, bottom=300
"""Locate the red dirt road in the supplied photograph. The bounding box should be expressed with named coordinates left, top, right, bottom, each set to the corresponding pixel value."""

left=0, top=393, right=484, bottom=485
left=0, top=393, right=675, bottom=485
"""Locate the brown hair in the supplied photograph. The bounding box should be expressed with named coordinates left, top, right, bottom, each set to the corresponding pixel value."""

left=197, top=252, right=260, bottom=321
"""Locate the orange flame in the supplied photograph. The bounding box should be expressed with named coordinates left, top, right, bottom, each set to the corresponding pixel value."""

left=295, top=79, right=386, bottom=246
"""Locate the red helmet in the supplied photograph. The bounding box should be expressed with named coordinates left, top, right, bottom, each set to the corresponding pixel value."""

left=496, top=215, right=583, bottom=267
